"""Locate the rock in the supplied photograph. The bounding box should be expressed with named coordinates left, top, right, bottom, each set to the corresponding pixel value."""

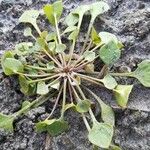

left=0, top=0, right=150, bottom=149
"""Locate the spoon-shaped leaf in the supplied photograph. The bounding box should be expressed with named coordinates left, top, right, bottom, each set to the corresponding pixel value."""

left=99, top=32, right=118, bottom=45
left=65, top=13, right=79, bottom=26
left=36, top=119, right=69, bottom=136
left=3, top=58, right=24, bottom=75
left=91, top=27, right=101, bottom=45
left=65, top=4, right=89, bottom=27
left=76, top=99, right=91, bottom=113
left=113, top=85, right=133, bottom=108
left=24, top=27, right=32, bottom=37
left=0, top=113, right=15, bottom=132
left=46, top=62, right=55, bottom=70
left=55, top=44, right=66, bottom=54
left=88, top=122, right=113, bottom=148
left=99, top=40, right=121, bottom=65
left=73, top=4, right=90, bottom=17
left=47, top=119, right=68, bottom=136
left=64, top=103, right=75, bottom=111
left=101, top=74, right=117, bottom=90
left=68, top=29, right=79, bottom=40
left=1, top=51, right=14, bottom=75
left=62, top=26, right=77, bottom=35
left=19, top=10, right=40, bottom=34
left=43, top=0, right=63, bottom=25
left=83, top=51, right=96, bottom=62
left=131, top=60, right=150, bottom=87
left=50, top=80, right=60, bottom=90
left=19, top=75, right=29, bottom=94
left=87, top=90, right=115, bottom=126
left=37, top=81, right=49, bottom=95
left=19, top=75, right=36, bottom=96
left=15, top=42, right=33, bottom=56
left=90, top=2, right=110, bottom=21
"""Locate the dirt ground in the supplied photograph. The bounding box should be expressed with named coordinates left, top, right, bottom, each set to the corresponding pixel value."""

left=0, top=0, right=150, bottom=150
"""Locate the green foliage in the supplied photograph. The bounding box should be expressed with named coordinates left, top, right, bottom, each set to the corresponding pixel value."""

left=91, top=27, right=101, bottom=45
left=55, top=44, right=66, bottom=53
left=131, top=60, right=150, bottom=87
left=90, top=2, right=110, bottom=21
left=113, top=85, right=133, bottom=108
left=43, top=0, right=63, bottom=25
left=36, top=119, right=69, bottom=136
left=37, top=81, right=49, bottom=95
left=0, top=113, right=15, bottom=132
left=88, top=122, right=113, bottom=148
left=76, top=100, right=91, bottom=113
left=83, top=51, right=95, bottom=62
left=101, top=74, right=117, bottom=90
left=2, top=58, right=24, bottom=75
left=24, top=27, right=33, bottom=37
left=99, top=40, right=121, bottom=65
left=0, top=1, right=149, bottom=149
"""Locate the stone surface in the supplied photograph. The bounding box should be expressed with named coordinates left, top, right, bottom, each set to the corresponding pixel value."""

left=0, top=0, right=150, bottom=150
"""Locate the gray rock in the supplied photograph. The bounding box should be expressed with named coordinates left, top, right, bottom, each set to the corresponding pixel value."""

left=0, top=0, right=150, bottom=150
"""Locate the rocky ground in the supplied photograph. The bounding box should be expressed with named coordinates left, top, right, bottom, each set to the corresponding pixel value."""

left=0, top=0, right=150, bottom=150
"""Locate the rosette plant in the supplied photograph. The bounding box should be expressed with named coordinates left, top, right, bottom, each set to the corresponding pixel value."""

left=0, top=1, right=150, bottom=149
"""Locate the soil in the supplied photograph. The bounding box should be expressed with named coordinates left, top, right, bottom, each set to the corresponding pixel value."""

left=0, top=0, right=150, bottom=150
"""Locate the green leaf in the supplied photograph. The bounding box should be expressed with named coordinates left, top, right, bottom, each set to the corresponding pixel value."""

left=101, top=74, right=117, bottom=90
left=48, top=42, right=56, bottom=52
left=64, top=103, right=75, bottom=111
left=37, top=81, right=49, bottom=95
left=113, top=85, right=133, bottom=108
left=46, top=62, right=55, bottom=70
left=68, top=29, right=79, bottom=40
left=62, top=26, right=77, bottom=35
left=88, top=90, right=115, bottom=126
left=19, top=10, right=40, bottom=33
left=110, top=145, right=122, bottom=150
left=131, top=60, right=150, bottom=87
left=21, top=101, right=31, bottom=114
left=19, top=10, right=39, bottom=24
left=3, top=58, right=24, bottom=75
left=55, top=44, right=66, bottom=53
left=47, top=119, right=69, bottom=136
left=40, top=31, right=48, bottom=39
left=24, top=27, right=32, bottom=37
left=15, top=42, right=33, bottom=56
left=46, top=32, right=57, bottom=42
left=73, top=4, right=90, bottom=17
left=88, top=122, right=113, bottom=148
left=76, top=100, right=91, bottom=113
left=100, top=102, right=115, bottom=126
left=65, top=13, right=79, bottom=26
left=83, top=51, right=95, bottom=62
left=99, top=32, right=118, bottom=44
left=19, top=75, right=36, bottom=95
left=50, top=80, right=60, bottom=90
left=36, top=119, right=69, bottom=136
left=36, top=119, right=55, bottom=132
left=90, top=2, right=110, bottom=21
left=0, top=113, right=15, bottom=132
left=91, top=27, right=101, bottom=45
left=1, top=51, right=14, bottom=74
left=19, top=75, right=29, bottom=94
left=43, top=0, right=63, bottom=25
left=99, top=40, right=121, bottom=65
left=37, top=38, right=46, bottom=49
